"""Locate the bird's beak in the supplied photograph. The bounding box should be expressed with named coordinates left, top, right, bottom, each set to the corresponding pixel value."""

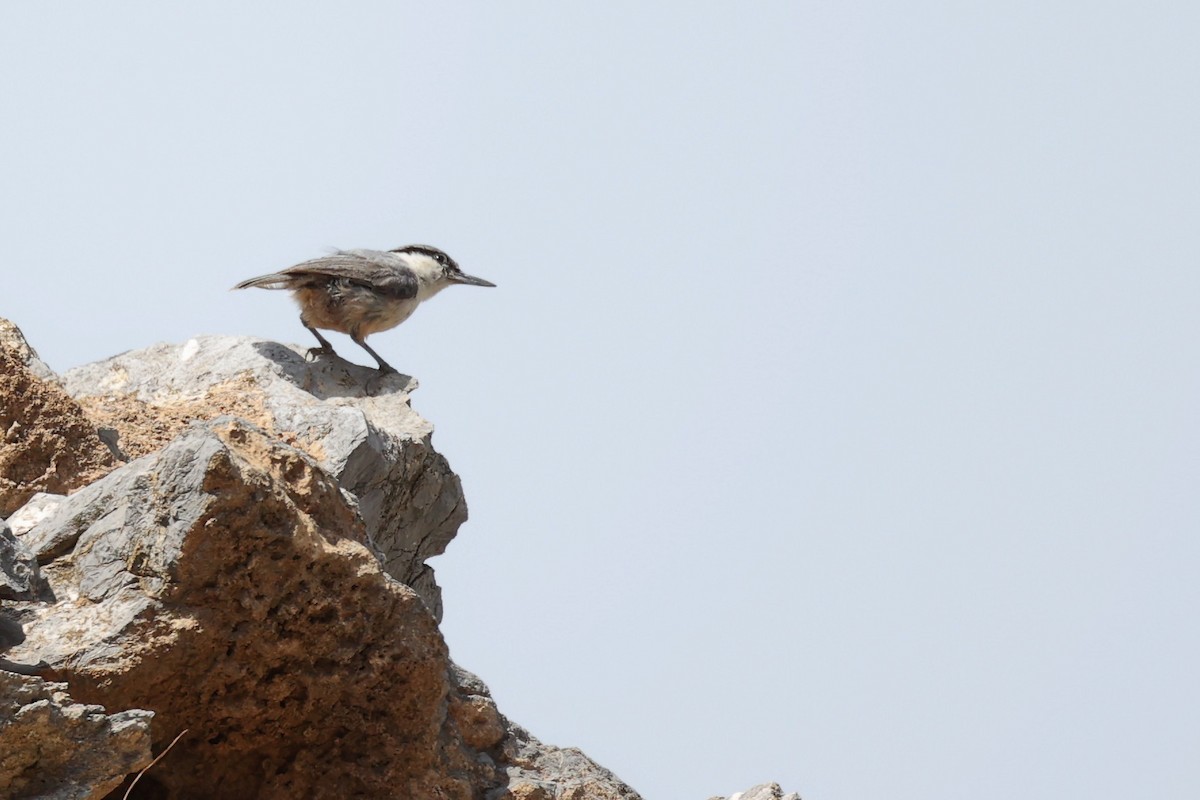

left=453, top=272, right=496, bottom=288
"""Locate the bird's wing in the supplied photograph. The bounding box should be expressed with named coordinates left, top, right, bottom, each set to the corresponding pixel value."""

left=279, top=251, right=419, bottom=299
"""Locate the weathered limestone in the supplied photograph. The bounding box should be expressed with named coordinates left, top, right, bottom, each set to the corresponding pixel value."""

left=4, top=491, right=65, bottom=537
left=61, top=334, right=464, bottom=619
left=0, top=337, right=116, bottom=518
left=0, top=520, right=37, bottom=601
left=495, top=724, right=643, bottom=800
left=0, top=320, right=645, bottom=800
left=7, top=419, right=495, bottom=798
left=709, top=783, right=802, bottom=800
left=0, top=671, right=152, bottom=800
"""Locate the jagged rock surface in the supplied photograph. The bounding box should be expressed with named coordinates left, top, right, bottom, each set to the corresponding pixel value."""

left=0, top=317, right=56, bottom=383
left=495, top=724, right=642, bottom=800
left=708, top=783, right=801, bottom=800
left=5, top=491, right=64, bottom=538
left=0, top=519, right=37, bottom=601
left=0, top=671, right=152, bottom=800
left=1, top=322, right=643, bottom=800
left=8, top=418, right=493, bottom=798
left=61, top=334, right=464, bottom=620
left=0, top=337, right=116, bottom=517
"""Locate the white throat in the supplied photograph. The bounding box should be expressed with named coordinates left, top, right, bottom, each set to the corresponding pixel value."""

left=402, top=253, right=452, bottom=301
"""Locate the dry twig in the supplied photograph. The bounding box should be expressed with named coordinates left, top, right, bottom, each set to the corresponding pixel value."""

left=123, top=728, right=189, bottom=800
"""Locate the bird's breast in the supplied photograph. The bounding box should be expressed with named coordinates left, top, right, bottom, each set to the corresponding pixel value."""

left=293, top=283, right=420, bottom=337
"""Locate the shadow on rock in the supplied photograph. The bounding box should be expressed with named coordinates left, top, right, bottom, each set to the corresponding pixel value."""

left=249, top=341, right=416, bottom=399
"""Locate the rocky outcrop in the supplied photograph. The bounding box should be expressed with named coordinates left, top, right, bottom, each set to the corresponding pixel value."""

left=0, top=519, right=37, bottom=601
left=709, top=783, right=802, bottom=800
left=497, top=724, right=643, bottom=800
left=0, top=328, right=116, bottom=518
left=60, top=335, right=464, bottom=621
left=0, top=672, right=152, bottom=800
left=10, top=418, right=490, bottom=798
left=0, top=320, right=640, bottom=800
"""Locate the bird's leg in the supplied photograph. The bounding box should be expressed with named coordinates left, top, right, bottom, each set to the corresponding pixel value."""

left=303, top=322, right=338, bottom=362
left=351, top=335, right=396, bottom=374
left=353, top=336, right=398, bottom=396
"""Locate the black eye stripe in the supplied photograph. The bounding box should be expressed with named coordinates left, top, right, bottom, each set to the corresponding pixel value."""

left=389, top=244, right=458, bottom=271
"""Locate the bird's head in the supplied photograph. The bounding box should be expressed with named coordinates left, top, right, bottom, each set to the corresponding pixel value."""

left=390, top=245, right=496, bottom=298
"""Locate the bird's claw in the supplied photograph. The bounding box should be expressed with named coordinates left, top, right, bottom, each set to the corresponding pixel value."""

left=365, top=366, right=398, bottom=396
left=305, top=346, right=336, bottom=363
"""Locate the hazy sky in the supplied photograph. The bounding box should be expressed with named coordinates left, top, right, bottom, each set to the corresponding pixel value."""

left=3, top=4, right=1199, bottom=799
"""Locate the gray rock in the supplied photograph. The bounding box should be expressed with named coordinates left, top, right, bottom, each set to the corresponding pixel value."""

left=452, top=662, right=495, bottom=698
left=0, top=671, right=152, bottom=800
left=2, top=326, right=649, bottom=800
left=6, top=491, right=65, bottom=536
left=493, top=723, right=643, bottom=800
left=6, top=418, right=500, bottom=798
left=712, top=783, right=802, bottom=800
left=0, top=519, right=38, bottom=600
left=61, top=335, right=466, bottom=619
left=16, top=459, right=158, bottom=568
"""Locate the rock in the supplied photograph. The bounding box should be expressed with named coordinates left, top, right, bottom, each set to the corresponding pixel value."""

left=5, top=491, right=65, bottom=536
left=7, top=417, right=495, bottom=799
left=449, top=666, right=508, bottom=751
left=1, top=323, right=649, bottom=800
left=0, top=317, right=57, bottom=382
left=0, top=671, right=152, bottom=800
left=0, top=519, right=38, bottom=600
left=711, top=783, right=802, bottom=800
left=61, top=335, right=464, bottom=619
left=0, top=329, right=117, bottom=517
left=494, top=724, right=642, bottom=800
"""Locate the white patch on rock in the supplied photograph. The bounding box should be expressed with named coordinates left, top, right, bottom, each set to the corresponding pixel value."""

left=6, top=492, right=65, bottom=536
left=97, top=366, right=131, bottom=393
left=179, top=338, right=201, bottom=362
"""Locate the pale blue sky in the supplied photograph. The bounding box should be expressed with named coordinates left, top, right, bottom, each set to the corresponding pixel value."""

left=3, top=4, right=1198, bottom=798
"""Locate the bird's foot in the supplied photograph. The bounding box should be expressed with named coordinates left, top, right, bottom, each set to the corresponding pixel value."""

left=305, top=345, right=337, bottom=363
left=365, top=365, right=398, bottom=396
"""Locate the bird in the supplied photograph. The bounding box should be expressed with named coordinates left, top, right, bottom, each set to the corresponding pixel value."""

left=234, top=245, right=495, bottom=376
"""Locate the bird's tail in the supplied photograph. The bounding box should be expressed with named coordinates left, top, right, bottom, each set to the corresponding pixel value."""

left=232, top=273, right=294, bottom=290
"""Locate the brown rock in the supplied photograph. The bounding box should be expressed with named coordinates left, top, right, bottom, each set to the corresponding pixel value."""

left=503, top=784, right=553, bottom=800
left=60, top=334, right=465, bottom=620
left=11, top=419, right=493, bottom=799
left=0, top=671, right=152, bottom=800
left=451, top=693, right=507, bottom=751
left=0, top=340, right=116, bottom=517
left=3, top=325, right=646, bottom=800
